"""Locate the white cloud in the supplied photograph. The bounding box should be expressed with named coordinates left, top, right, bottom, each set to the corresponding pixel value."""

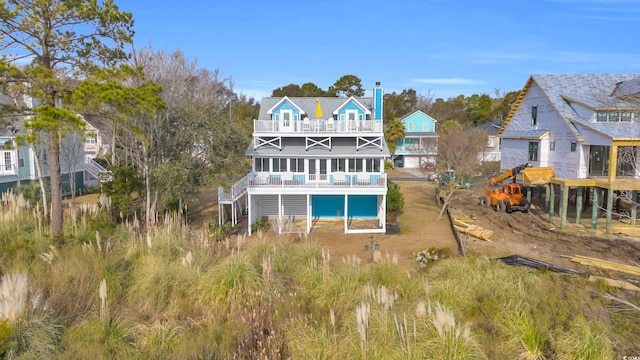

left=409, top=78, right=486, bottom=85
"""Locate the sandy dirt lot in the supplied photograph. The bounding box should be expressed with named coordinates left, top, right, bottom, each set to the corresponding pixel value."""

left=189, top=169, right=640, bottom=275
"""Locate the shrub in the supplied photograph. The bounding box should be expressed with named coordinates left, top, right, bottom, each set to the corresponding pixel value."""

left=206, top=220, right=231, bottom=242
left=101, top=166, right=143, bottom=220
left=386, top=180, right=404, bottom=215
left=252, top=216, right=270, bottom=232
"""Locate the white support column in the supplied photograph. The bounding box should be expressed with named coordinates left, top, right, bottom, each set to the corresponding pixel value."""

left=248, top=194, right=252, bottom=236
left=344, top=194, right=349, bottom=233
left=381, top=194, right=387, bottom=233
left=278, top=194, right=283, bottom=234
left=307, top=194, right=311, bottom=233
left=232, top=202, right=236, bottom=226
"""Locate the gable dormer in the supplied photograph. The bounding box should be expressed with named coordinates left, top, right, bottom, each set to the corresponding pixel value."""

left=267, top=96, right=306, bottom=121
left=333, top=96, right=371, bottom=121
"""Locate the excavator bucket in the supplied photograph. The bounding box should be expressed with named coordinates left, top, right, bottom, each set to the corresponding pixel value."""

left=522, top=167, right=556, bottom=186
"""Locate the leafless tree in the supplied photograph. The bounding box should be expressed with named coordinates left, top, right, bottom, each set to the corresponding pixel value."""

left=434, top=121, right=487, bottom=220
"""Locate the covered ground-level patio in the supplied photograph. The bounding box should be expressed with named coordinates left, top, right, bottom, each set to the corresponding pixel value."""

left=246, top=192, right=387, bottom=236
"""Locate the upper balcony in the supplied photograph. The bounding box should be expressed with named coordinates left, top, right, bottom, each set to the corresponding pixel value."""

left=254, top=119, right=383, bottom=136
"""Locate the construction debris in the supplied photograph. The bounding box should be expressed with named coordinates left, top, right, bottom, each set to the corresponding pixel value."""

left=448, top=207, right=494, bottom=242
left=497, top=254, right=581, bottom=274
left=453, top=219, right=494, bottom=242
left=562, top=255, right=640, bottom=276
left=448, top=208, right=475, bottom=223
left=588, top=275, right=640, bottom=292
left=604, top=293, right=640, bottom=312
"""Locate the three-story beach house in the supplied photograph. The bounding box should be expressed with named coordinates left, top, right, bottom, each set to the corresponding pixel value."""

left=219, top=82, right=391, bottom=235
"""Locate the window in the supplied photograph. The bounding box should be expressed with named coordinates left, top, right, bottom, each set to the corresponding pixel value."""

left=273, top=158, right=287, bottom=172
left=274, top=114, right=280, bottom=121
left=281, top=110, right=291, bottom=127
left=347, top=110, right=357, bottom=121
left=596, top=111, right=608, bottom=122
left=331, top=159, right=346, bottom=172
left=293, top=114, right=299, bottom=121
left=528, top=142, right=539, bottom=162
left=365, top=158, right=380, bottom=172
left=609, top=111, right=620, bottom=122
left=18, top=150, right=24, bottom=167
left=0, top=151, right=15, bottom=175
left=86, top=134, right=97, bottom=144
left=339, top=114, right=345, bottom=121
left=621, top=111, right=632, bottom=122
left=290, top=158, right=304, bottom=172
left=423, top=123, right=429, bottom=131
left=571, top=142, right=577, bottom=152
left=550, top=141, right=555, bottom=151
left=358, top=114, right=364, bottom=121
left=531, top=106, right=537, bottom=126
left=347, top=158, right=362, bottom=172
left=3, top=152, right=11, bottom=171
left=255, top=157, right=270, bottom=172
left=407, top=123, right=414, bottom=131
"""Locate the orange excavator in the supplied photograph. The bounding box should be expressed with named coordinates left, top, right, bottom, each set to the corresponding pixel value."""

left=481, top=163, right=532, bottom=213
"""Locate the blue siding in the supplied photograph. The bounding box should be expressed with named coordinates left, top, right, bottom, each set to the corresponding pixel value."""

left=273, top=100, right=301, bottom=119
left=337, top=100, right=365, bottom=118
left=348, top=195, right=377, bottom=217
left=403, top=112, right=436, bottom=133
left=374, top=86, right=383, bottom=120
left=311, top=195, right=344, bottom=217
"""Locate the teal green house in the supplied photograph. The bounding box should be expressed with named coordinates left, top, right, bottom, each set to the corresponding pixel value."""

left=394, top=110, right=439, bottom=169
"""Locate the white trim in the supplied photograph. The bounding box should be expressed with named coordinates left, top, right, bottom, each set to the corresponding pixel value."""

left=332, top=96, right=372, bottom=115
left=266, top=96, right=306, bottom=115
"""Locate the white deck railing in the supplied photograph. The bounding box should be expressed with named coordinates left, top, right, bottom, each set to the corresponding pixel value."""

left=246, top=171, right=387, bottom=188
left=253, top=119, right=383, bottom=134
left=218, top=174, right=249, bottom=202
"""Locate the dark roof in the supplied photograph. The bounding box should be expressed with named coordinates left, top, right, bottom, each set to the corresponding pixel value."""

left=471, top=120, right=502, bottom=136
left=81, top=114, right=111, bottom=133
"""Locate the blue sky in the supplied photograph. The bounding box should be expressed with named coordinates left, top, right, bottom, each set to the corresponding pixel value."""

left=123, top=0, right=640, bottom=101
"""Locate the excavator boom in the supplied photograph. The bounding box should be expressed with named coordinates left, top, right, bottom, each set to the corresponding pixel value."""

left=489, top=163, right=531, bottom=184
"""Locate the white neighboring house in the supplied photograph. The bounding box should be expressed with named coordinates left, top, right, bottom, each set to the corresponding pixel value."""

left=469, top=120, right=502, bottom=162
left=80, top=114, right=112, bottom=186
left=218, top=83, right=390, bottom=235
left=498, top=74, right=640, bottom=178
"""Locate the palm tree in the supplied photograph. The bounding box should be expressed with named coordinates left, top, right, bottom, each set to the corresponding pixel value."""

left=385, top=117, right=405, bottom=161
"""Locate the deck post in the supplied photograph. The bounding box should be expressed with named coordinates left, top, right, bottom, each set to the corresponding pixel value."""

left=307, top=195, right=311, bottom=234
left=575, top=187, right=583, bottom=224
left=584, top=187, right=590, bottom=211
left=549, top=183, right=555, bottom=224
left=606, top=188, right=613, bottom=234
left=248, top=194, right=253, bottom=236
left=591, top=187, right=599, bottom=229
left=560, top=185, right=568, bottom=229
left=343, top=194, right=348, bottom=233
left=278, top=196, right=283, bottom=234
left=545, top=183, right=550, bottom=212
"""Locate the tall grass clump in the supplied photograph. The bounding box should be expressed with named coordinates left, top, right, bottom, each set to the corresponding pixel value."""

left=59, top=317, right=135, bottom=359
left=0, top=272, right=62, bottom=358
